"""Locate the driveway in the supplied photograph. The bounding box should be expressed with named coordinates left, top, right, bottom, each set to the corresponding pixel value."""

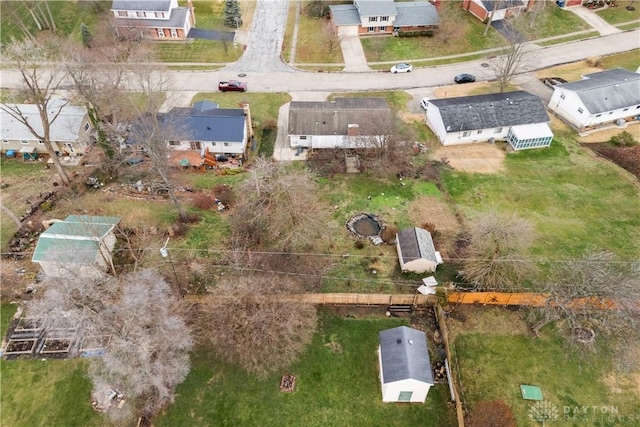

left=566, top=5, right=622, bottom=36
left=340, top=35, right=371, bottom=72
left=188, top=28, right=234, bottom=42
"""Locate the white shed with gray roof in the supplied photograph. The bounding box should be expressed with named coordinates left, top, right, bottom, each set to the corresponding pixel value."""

left=396, top=227, right=442, bottom=274
left=378, top=326, right=434, bottom=403
left=424, top=91, right=553, bottom=150
left=548, top=68, right=640, bottom=132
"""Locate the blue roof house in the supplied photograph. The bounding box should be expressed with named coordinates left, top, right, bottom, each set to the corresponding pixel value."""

left=378, top=326, right=434, bottom=403
left=32, top=215, right=120, bottom=280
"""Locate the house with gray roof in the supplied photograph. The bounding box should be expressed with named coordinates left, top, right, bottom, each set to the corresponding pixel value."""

left=378, top=326, right=434, bottom=403
left=424, top=91, right=553, bottom=151
left=547, top=68, right=640, bottom=132
left=128, top=102, right=251, bottom=162
left=32, top=215, right=120, bottom=280
left=462, top=0, right=531, bottom=23
left=288, top=98, right=393, bottom=149
left=111, top=0, right=195, bottom=40
left=396, top=227, right=442, bottom=274
left=329, top=0, right=439, bottom=37
left=1, top=99, right=93, bottom=158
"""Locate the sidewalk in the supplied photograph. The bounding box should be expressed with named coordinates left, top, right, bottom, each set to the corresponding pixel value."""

left=565, top=5, right=622, bottom=36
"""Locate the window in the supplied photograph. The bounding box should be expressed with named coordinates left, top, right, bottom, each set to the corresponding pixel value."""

left=623, top=108, right=629, bottom=112
left=224, top=142, right=229, bottom=147
left=560, top=94, right=565, bottom=100
left=157, top=29, right=165, bottom=38
left=118, top=11, right=127, bottom=17
left=477, top=130, right=483, bottom=135
left=462, top=131, right=470, bottom=137
left=300, top=136, right=307, bottom=140
left=379, top=26, right=386, bottom=31
left=398, top=391, right=413, bottom=402
left=211, top=142, right=216, bottom=146
left=190, top=141, right=201, bottom=150
left=494, top=127, right=502, bottom=133
left=2, top=139, right=8, bottom=144
left=137, top=11, right=146, bottom=18
left=84, top=122, right=90, bottom=132
left=368, top=27, right=375, bottom=32
left=169, top=141, right=180, bottom=146
left=21, top=140, right=29, bottom=145
left=369, top=16, right=378, bottom=22
left=155, top=12, right=165, bottom=18
left=577, top=108, right=584, bottom=114
left=596, top=114, right=602, bottom=118
left=381, top=16, right=388, bottom=22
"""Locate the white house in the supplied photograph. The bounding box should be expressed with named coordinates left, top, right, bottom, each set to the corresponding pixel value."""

left=396, top=227, right=442, bottom=274
left=329, top=0, right=440, bottom=37
left=1, top=100, right=94, bottom=157
left=379, top=326, right=434, bottom=403
left=288, top=98, right=392, bottom=149
left=32, top=215, right=120, bottom=280
left=111, top=0, right=195, bottom=40
left=548, top=68, right=640, bottom=132
left=424, top=91, right=553, bottom=151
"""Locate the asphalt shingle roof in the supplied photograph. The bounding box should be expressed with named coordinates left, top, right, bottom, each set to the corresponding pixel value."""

left=0, top=100, right=87, bottom=142
left=331, top=1, right=439, bottom=27
left=114, top=7, right=189, bottom=29
left=397, top=227, right=437, bottom=264
left=288, top=98, right=391, bottom=136
left=356, top=0, right=398, bottom=16
left=557, top=68, right=640, bottom=114
left=379, top=326, right=433, bottom=384
left=428, top=91, right=549, bottom=132
left=395, top=2, right=439, bottom=27
left=162, top=107, right=246, bottom=142
left=480, top=0, right=527, bottom=12
left=111, top=0, right=172, bottom=12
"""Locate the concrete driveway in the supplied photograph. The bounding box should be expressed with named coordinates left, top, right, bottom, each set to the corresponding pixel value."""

left=340, top=35, right=371, bottom=72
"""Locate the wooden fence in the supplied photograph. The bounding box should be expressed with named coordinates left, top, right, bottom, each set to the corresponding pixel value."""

left=185, top=293, right=437, bottom=306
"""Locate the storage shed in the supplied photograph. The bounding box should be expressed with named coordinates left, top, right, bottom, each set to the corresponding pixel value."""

left=396, top=227, right=442, bottom=274
left=378, top=326, right=434, bottom=403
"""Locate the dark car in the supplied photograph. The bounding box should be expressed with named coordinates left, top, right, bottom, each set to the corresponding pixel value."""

left=218, top=80, right=247, bottom=92
left=454, top=74, right=476, bottom=84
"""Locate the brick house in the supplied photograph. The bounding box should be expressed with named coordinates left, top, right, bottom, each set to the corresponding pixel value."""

left=111, top=0, right=195, bottom=40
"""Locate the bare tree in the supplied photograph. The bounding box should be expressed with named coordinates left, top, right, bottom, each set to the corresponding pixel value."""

left=435, top=1, right=465, bottom=45
left=229, top=157, right=330, bottom=250
left=490, top=23, right=531, bottom=92
left=1, top=37, right=71, bottom=185
left=461, top=211, right=537, bottom=290
left=483, top=0, right=504, bottom=36
left=197, top=274, right=317, bottom=379
left=88, top=270, right=193, bottom=420
left=528, top=252, right=640, bottom=370
left=324, top=22, right=342, bottom=54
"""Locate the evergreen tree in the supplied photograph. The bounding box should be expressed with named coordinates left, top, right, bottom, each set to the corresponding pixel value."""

left=81, top=23, right=93, bottom=48
left=224, top=0, right=243, bottom=28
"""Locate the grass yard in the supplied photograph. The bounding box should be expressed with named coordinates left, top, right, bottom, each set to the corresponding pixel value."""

left=449, top=307, right=640, bottom=426
left=289, top=14, right=344, bottom=64
left=155, top=310, right=456, bottom=427
left=191, top=92, right=291, bottom=127
left=597, top=1, right=640, bottom=25
left=153, top=39, right=242, bottom=63
left=513, top=5, right=590, bottom=40
left=602, top=49, right=640, bottom=71
left=442, top=136, right=640, bottom=261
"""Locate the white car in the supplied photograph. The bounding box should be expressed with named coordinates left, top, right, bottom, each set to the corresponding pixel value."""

left=420, top=98, right=429, bottom=110
left=390, top=63, right=413, bottom=73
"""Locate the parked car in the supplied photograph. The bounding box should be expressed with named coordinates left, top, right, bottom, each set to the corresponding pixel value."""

left=454, top=73, right=476, bottom=84
left=390, top=63, right=413, bottom=74
left=218, top=80, right=247, bottom=92
left=420, top=98, right=429, bottom=110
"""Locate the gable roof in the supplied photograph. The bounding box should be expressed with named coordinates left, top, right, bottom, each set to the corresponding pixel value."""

left=32, top=215, right=120, bottom=264
left=428, top=91, right=549, bottom=132
left=557, top=68, right=640, bottom=114
left=379, top=326, right=433, bottom=384
left=395, top=2, right=439, bottom=27
left=331, top=1, right=439, bottom=27
left=0, top=100, right=88, bottom=142
left=111, top=1, right=173, bottom=12
left=329, top=4, right=362, bottom=26
left=480, top=0, right=527, bottom=11
left=162, top=107, right=246, bottom=142
left=288, top=98, right=391, bottom=136
left=356, top=0, right=397, bottom=16
left=113, top=7, right=190, bottom=29
left=397, top=227, right=438, bottom=264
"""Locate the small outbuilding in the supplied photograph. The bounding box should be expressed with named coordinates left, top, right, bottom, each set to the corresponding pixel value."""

left=396, top=227, right=442, bottom=274
left=378, top=326, right=434, bottom=403
left=32, top=215, right=120, bottom=280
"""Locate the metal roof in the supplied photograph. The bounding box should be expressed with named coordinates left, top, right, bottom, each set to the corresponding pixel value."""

left=397, top=227, right=437, bottom=264
left=428, top=91, right=549, bottom=132
left=556, top=68, right=640, bottom=114
left=1, top=100, right=88, bottom=142
left=379, top=326, right=433, bottom=384
left=111, top=0, right=173, bottom=12
left=288, top=98, right=391, bottom=136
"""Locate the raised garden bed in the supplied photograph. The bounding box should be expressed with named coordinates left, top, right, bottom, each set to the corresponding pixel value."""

left=4, top=338, right=38, bottom=359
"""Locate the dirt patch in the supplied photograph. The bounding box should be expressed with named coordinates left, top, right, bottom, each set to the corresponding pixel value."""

left=408, top=195, right=462, bottom=257
left=577, top=123, right=640, bottom=144
left=602, top=372, right=640, bottom=396
left=433, top=143, right=506, bottom=174
left=400, top=111, right=425, bottom=124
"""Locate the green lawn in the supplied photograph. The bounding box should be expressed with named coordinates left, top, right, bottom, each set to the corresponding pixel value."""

left=450, top=307, right=640, bottom=426
left=153, top=39, right=243, bottom=63
left=155, top=310, right=456, bottom=427
left=290, top=14, right=344, bottom=64
left=602, top=49, right=640, bottom=71
left=597, top=1, right=640, bottom=25
left=514, top=5, right=590, bottom=40
left=442, top=137, right=640, bottom=260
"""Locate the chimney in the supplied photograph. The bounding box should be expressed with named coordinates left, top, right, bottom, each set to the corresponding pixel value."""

left=347, top=123, right=359, bottom=137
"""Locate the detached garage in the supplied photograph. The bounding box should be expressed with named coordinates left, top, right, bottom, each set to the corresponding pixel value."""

left=378, top=326, right=434, bottom=403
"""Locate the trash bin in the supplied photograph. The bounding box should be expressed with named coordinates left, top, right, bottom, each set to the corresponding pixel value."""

left=556, top=0, right=565, bottom=7
left=5, top=150, right=15, bottom=158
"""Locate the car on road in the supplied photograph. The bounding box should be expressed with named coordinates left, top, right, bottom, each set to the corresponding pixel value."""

left=218, top=80, right=247, bottom=92
left=454, top=73, right=476, bottom=84
left=390, top=63, right=413, bottom=74
left=420, top=98, right=429, bottom=110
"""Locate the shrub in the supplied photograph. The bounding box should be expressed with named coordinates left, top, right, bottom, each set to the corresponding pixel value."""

left=468, top=400, right=516, bottom=427
left=609, top=131, right=637, bottom=147
left=191, top=192, right=214, bottom=210
left=212, top=184, right=235, bottom=206
left=354, top=240, right=365, bottom=249
left=586, top=56, right=603, bottom=67
left=381, top=225, right=399, bottom=244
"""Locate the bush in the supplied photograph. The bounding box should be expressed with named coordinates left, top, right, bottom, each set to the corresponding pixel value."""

left=212, top=184, right=234, bottom=206
left=586, top=56, right=603, bottom=67
left=354, top=240, right=365, bottom=249
left=609, top=131, right=637, bottom=147
left=380, top=226, right=398, bottom=244
left=191, top=192, right=214, bottom=210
